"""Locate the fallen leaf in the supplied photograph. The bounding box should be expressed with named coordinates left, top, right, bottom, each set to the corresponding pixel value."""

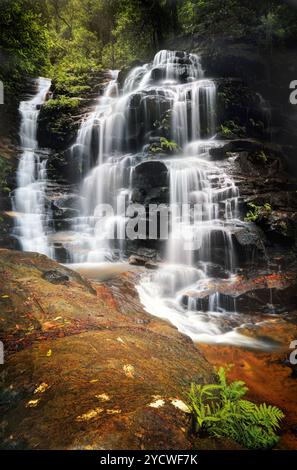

left=170, top=398, right=190, bottom=413
left=148, top=398, right=165, bottom=409
left=76, top=407, right=103, bottom=422
left=89, top=379, right=98, bottom=384
left=106, top=409, right=121, bottom=415
left=26, top=399, right=40, bottom=408
left=34, top=382, right=49, bottom=394
left=95, top=393, right=110, bottom=402
left=46, top=349, right=52, bottom=357
left=123, top=364, right=135, bottom=378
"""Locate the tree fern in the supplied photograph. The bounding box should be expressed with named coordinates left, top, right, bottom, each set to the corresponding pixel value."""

left=187, top=366, right=284, bottom=449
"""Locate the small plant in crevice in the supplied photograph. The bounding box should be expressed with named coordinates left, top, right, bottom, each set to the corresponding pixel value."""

left=187, top=366, right=284, bottom=449
left=244, top=202, right=272, bottom=222
left=149, top=137, right=180, bottom=155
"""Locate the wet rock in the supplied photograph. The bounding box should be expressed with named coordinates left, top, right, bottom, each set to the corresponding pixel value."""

left=0, top=248, right=215, bottom=450
left=233, top=223, right=265, bottom=250
left=42, top=270, right=69, bottom=284
left=128, top=255, right=147, bottom=266
left=117, top=60, right=144, bottom=90
left=145, top=260, right=159, bottom=270
left=128, top=255, right=159, bottom=270
left=133, top=160, right=168, bottom=190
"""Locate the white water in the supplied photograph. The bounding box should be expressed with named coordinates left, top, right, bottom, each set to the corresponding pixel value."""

left=13, top=78, right=52, bottom=255
left=15, top=51, right=266, bottom=348
left=67, top=52, right=216, bottom=264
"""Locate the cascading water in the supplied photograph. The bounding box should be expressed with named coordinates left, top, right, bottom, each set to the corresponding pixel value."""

left=15, top=51, right=266, bottom=348
left=13, top=77, right=52, bottom=256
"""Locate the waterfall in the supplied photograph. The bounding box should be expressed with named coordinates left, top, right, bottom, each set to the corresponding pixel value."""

left=13, top=51, right=265, bottom=347
left=13, top=77, right=52, bottom=256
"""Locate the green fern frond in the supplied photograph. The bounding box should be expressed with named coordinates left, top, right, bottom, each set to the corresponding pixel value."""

left=187, top=367, right=285, bottom=449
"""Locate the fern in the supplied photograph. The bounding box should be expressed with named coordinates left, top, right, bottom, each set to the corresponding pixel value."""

left=187, top=366, right=284, bottom=449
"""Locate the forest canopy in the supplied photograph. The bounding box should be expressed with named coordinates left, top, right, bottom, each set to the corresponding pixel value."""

left=1, top=0, right=297, bottom=98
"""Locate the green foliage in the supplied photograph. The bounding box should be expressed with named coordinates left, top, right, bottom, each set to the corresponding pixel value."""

left=220, top=120, right=246, bottom=138
left=150, top=137, right=180, bottom=154
left=0, top=0, right=49, bottom=98
left=2, top=0, right=297, bottom=113
left=0, top=155, right=13, bottom=193
left=245, top=202, right=272, bottom=222
left=220, top=125, right=232, bottom=137
left=177, top=0, right=297, bottom=46
left=252, top=150, right=269, bottom=164
left=187, top=366, right=284, bottom=449
left=43, top=95, right=80, bottom=112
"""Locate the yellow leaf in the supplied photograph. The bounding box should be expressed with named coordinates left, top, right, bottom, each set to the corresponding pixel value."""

left=34, top=382, right=49, bottom=394
left=95, top=393, right=110, bottom=402
left=26, top=399, right=40, bottom=408
left=123, top=364, right=135, bottom=378
left=1, top=295, right=9, bottom=298
left=106, top=409, right=121, bottom=415
left=76, top=407, right=103, bottom=422
left=46, top=349, right=52, bottom=357
left=89, top=379, right=98, bottom=384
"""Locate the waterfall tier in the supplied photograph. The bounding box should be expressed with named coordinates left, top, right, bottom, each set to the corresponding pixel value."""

left=13, top=78, right=52, bottom=256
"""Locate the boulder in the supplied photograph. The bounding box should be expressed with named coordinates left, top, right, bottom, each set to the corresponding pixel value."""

left=0, top=249, right=214, bottom=450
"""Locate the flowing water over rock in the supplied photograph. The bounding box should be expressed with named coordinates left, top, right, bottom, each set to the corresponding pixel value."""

left=14, top=51, right=273, bottom=348
left=13, top=77, right=52, bottom=256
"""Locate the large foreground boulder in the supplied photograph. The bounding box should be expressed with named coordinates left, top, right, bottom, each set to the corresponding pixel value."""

left=0, top=249, right=214, bottom=450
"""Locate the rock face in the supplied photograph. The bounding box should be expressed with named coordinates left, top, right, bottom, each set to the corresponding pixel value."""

left=131, top=160, right=169, bottom=205
left=0, top=249, right=214, bottom=450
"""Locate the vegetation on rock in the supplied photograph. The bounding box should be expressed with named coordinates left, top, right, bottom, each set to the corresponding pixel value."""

left=188, top=366, right=284, bottom=449
left=149, top=137, right=181, bottom=155
left=245, top=202, right=272, bottom=222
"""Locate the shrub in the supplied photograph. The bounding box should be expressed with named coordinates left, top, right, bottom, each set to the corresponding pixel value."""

left=43, top=96, right=80, bottom=112
left=187, top=366, right=284, bottom=449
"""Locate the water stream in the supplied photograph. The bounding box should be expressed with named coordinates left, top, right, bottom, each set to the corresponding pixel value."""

left=14, top=51, right=269, bottom=348
left=13, top=77, right=52, bottom=256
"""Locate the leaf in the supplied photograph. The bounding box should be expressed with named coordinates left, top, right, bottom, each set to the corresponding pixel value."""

left=46, top=349, right=52, bottom=357
left=34, top=382, right=49, bottom=394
